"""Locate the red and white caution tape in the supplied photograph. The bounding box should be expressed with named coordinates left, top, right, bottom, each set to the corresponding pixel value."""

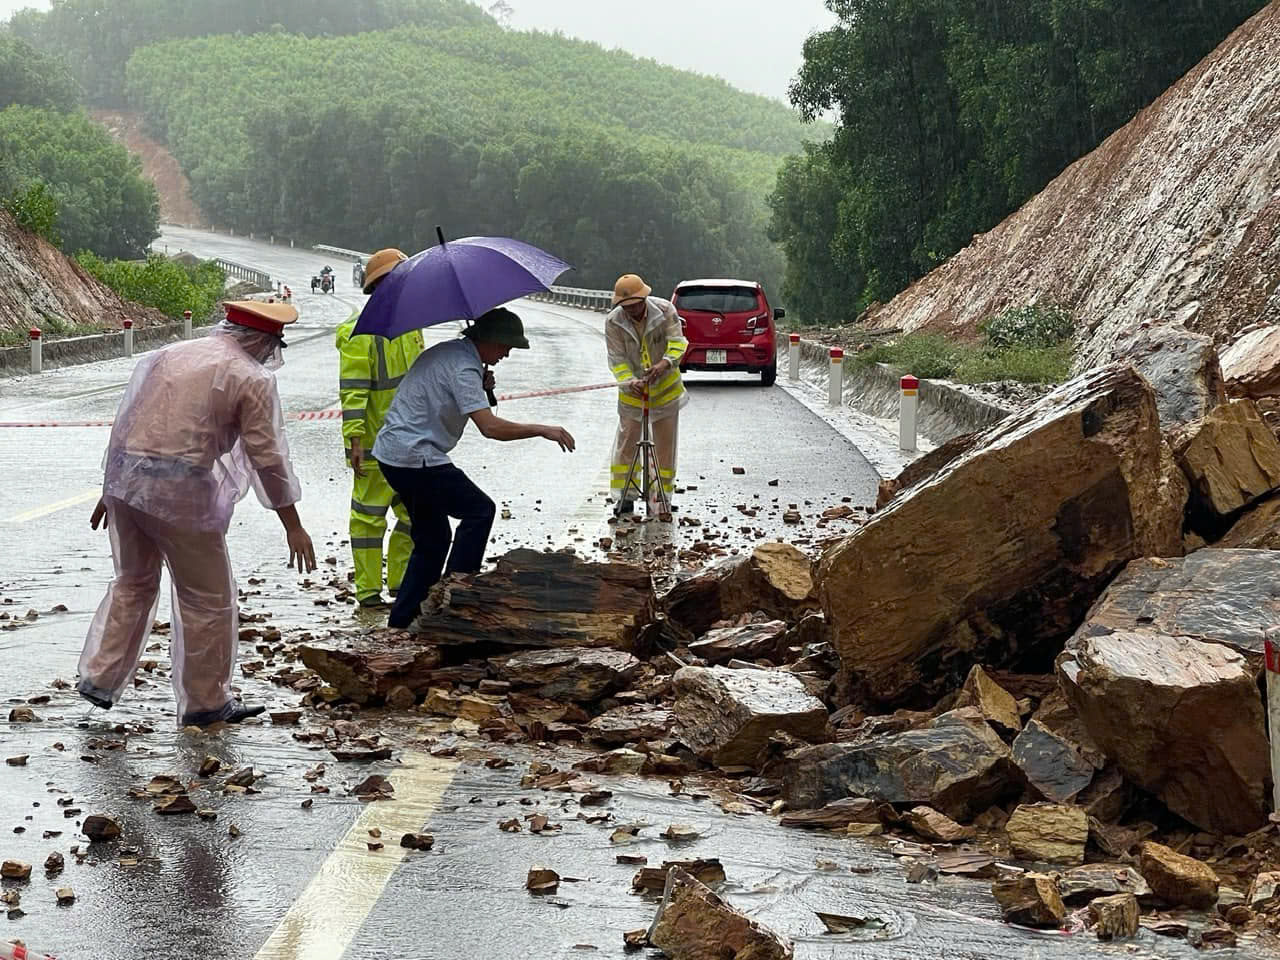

left=0, top=380, right=635, bottom=428
left=2, top=941, right=59, bottom=960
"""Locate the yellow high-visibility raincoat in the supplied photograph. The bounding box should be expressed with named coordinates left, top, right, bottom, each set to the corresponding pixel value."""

left=605, top=296, right=688, bottom=503
left=336, top=310, right=424, bottom=602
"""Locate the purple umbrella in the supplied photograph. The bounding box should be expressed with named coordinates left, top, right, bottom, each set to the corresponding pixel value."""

left=352, top=228, right=572, bottom=339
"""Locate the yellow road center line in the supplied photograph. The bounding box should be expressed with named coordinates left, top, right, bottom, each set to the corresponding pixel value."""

left=5, top=488, right=101, bottom=523
left=254, top=753, right=459, bottom=960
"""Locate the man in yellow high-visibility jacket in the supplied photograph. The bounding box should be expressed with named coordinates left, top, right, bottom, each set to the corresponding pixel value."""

left=606, top=273, right=688, bottom=514
left=336, top=248, right=425, bottom=607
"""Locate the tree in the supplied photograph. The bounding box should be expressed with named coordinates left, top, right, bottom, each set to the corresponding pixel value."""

left=0, top=30, right=82, bottom=111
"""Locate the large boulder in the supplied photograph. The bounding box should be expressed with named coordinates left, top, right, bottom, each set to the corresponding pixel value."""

left=780, top=708, right=1018, bottom=822
left=494, top=647, right=639, bottom=702
left=1171, top=399, right=1280, bottom=520
left=298, top=634, right=443, bottom=705
left=663, top=542, right=817, bottom=636
left=408, top=549, right=655, bottom=652
left=1109, top=322, right=1225, bottom=428
left=672, top=666, right=828, bottom=766
left=1057, top=631, right=1269, bottom=835
left=1079, top=550, right=1280, bottom=663
left=819, top=364, right=1187, bottom=707
left=688, top=621, right=788, bottom=666
left=1221, top=325, right=1280, bottom=400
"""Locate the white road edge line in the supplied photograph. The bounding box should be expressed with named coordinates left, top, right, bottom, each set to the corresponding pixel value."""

left=254, top=752, right=459, bottom=960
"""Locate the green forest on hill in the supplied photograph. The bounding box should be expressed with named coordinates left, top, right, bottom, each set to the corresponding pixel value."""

left=121, top=24, right=809, bottom=295
left=0, top=30, right=158, bottom=257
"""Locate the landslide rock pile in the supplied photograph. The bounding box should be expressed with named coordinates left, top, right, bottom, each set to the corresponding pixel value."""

left=291, top=347, right=1280, bottom=946
left=858, top=2, right=1280, bottom=371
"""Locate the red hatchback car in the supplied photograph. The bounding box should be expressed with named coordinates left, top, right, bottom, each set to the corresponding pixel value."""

left=671, top=279, right=784, bottom=385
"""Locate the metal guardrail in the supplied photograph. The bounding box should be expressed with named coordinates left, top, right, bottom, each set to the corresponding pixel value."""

left=215, top=257, right=272, bottom=289
left=314, top=244, right=369, bottom=263
left=312, top=242, right=613, bottom=310
left=528, top=286, right=613, bottom=312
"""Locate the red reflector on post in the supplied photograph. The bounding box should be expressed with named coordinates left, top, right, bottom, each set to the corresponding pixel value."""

left=122, top=319, right=133, bottom=329
left=829, top=347, right=844, bottom=360
left=901, top=375, right=920, bottom=390
left=789, top=333, right=800, bottom=343
left=28, top=328, right=41, bottom=340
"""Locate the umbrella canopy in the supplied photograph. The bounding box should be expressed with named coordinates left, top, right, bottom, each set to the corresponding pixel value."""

left=352, top=230, right=572, bottom=339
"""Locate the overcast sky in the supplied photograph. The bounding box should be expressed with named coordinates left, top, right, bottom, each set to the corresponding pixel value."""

left=1, top=0, right=833, bottom=101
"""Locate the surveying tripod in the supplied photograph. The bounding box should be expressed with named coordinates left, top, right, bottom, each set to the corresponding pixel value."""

left=614, top=386, right=672, bottom=521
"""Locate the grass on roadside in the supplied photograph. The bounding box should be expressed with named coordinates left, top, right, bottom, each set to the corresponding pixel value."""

left=0, top=316, right=106, bottom=347
left=849, top=333, right=1073, bottom=385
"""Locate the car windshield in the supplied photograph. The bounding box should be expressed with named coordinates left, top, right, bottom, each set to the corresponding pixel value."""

left=675, top=286, right=760, bottom=313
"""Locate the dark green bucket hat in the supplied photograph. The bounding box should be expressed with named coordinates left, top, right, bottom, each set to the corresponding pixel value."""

left=463, top=307, right=530, bottom=349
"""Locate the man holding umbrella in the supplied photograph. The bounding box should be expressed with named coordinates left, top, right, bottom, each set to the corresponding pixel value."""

left=336, top=248, right=423, bottom=608
left=355, top=229, right=578, bottom=628
left=373, top=308, right=575, bottom=628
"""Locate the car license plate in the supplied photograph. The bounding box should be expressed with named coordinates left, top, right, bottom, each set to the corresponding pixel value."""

left=706, top=349, right=727, bottom=365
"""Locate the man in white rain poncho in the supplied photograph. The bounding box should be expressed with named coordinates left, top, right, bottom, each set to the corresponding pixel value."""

left=77, top=301, right=317, bottom=727
left=606, top=274, right=688, bottom=512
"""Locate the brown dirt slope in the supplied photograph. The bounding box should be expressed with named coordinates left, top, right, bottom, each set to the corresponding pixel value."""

left=0, top=207, right=166, bottom=336
left=92, top=110, right=208, bottom=229
left=862, top=2, right=1280, bottom=371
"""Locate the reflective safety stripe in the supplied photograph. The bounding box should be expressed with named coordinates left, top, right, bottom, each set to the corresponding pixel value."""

left=339, top=375, right=404, bottom=392
left=664, top=342, right=685, bottom=359
left=390, top=523, right=413, bottom=537
left=375, top=338, right=390, bottom=384
left=351, top=499, right=389, bottom=517
left=342, top=409, right=366, bottom=421
left=350, top=537, right=385, bottom=550
left=611, top=363, right=632, bottom=382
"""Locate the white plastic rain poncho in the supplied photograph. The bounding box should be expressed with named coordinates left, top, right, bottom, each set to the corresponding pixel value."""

left=79, top=322, right=301, bottom=723
left=606, top=297, right=688, bottom=506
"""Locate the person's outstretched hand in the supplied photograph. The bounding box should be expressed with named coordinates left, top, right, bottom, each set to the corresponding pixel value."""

left=286, top=525, right=317, bottom=572
left=541, top=426, right=576, bottom=453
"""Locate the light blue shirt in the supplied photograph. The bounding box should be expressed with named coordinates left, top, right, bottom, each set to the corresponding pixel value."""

left=372, top=338, right=489, bottom=468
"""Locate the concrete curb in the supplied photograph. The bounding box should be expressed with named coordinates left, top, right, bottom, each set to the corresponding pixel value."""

left=781, top=334, right=1013, bottom=444
left=0, top=320, right=211, bottom=376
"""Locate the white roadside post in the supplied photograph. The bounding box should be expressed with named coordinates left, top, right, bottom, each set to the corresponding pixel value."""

left=183, top=309, right=193, bottom=340
left=788, top=333, right=801, bottom=382
left=1267, top=637, right=1280, bottom=812
left=29, top=327, right=42, bottom=374
left=828, top=346, right=843, bottom=407
left=122, top=318, right=134, bottom=358
left=900, top=374, right=919, bottom=452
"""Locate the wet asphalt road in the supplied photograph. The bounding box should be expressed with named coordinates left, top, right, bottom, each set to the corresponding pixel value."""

left=0, top=228, right=1240, bottom=959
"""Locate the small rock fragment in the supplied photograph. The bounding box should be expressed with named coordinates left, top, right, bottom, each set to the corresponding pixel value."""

left=8, top=707, right=37, bottom=723
left=902, top=806, right=974, bottom=843
left=198, top=755, right=222, bottom=777
left=1138, top=841, right=1219, bottom=909
left=385, top=686, right=417, bottom=710
left=1088, top=893, right=1138, bottom=940
left=82, top=815, right=121, bottom=842
left=1006, top=803, right=1087, bottom=864
left=660, top=824, right=700, bottom=842
left=499, top=818, right=522, bottom=833
left=1, top=860, right=31, bottom=881
left=55, top=886, right=75, bottom=905
left=527, top=866, right=560, bottom=893
left=5, top=756, right=28, bottom=766
left=816, top=912, right=869, bottom=934
left=44, top=852, right=64, bottom=875
left=154, top=794, right=197, bottom=816
left=400, top=833, right=434, bottom=851
left=228, top=824, right=242, bottom=838
left=648, top=868, right=793, bottom=959
left=991, top=873, right=1065, bottom=928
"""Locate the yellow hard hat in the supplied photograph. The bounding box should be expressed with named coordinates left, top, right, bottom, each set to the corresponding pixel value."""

left=612, top=273, right=652, bottom=306
left=362, top=248, right=408, bottom=294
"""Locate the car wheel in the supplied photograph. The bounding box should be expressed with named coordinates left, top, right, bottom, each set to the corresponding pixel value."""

left=760, top=363, right=777, bottom=387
